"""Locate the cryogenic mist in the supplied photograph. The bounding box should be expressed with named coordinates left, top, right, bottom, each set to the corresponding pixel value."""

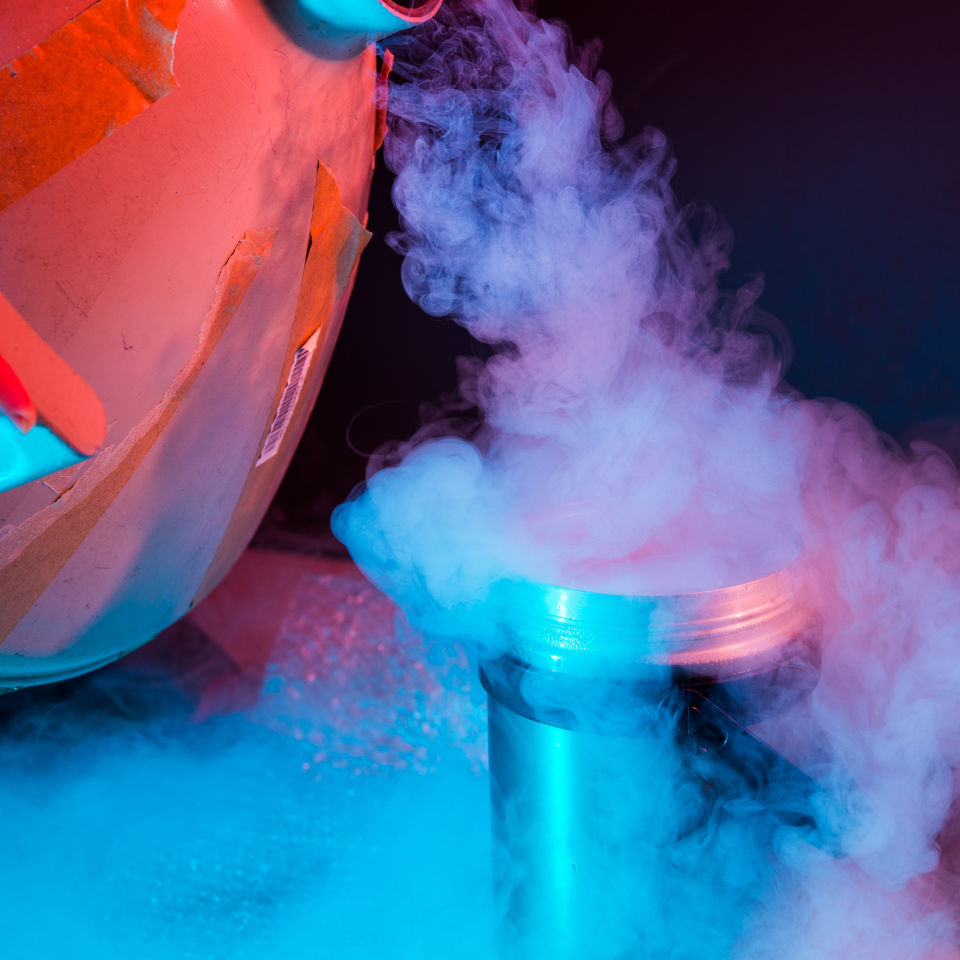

left=0, top=569, right=493, bottom=960
left=334, top=0, right=960, bottom=956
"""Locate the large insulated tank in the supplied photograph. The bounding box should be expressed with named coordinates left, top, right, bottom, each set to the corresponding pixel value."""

left=0, top=0, right=439, bottom=689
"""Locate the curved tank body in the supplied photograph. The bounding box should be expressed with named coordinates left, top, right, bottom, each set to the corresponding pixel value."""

left=0, top=0, right=437, bottom=689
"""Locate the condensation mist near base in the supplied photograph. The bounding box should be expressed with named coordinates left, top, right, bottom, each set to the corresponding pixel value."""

left=332, top=0, right=960, bottom=957
left=0, top=565, right=494, bottom=960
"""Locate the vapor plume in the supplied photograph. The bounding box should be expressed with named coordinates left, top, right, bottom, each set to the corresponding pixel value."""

left=0, top=569, right=493, bottom=960
left=333, top=0, right=960, bottom=956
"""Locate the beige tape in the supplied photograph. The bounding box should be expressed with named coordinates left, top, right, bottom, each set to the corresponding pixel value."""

left=0, top=229, right=277, bottom=643
left=191, top=163, right=370, bottom=604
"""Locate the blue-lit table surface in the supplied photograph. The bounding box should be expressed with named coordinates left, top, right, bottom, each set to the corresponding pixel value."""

left=0, top=551, right=493, bottom=960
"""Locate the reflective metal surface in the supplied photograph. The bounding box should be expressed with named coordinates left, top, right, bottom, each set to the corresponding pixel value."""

left=487, top=561, right=813, bottom=680
left=481, top=563, right=831, bottom=959
left=488, top=696, right=676, bottom=960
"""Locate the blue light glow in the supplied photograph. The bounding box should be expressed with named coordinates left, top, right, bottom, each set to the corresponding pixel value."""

left=0, top=413, right=86, bottom=493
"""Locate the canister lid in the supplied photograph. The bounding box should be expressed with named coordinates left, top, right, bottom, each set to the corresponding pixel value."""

left=487, top=558, right=818, bottom=682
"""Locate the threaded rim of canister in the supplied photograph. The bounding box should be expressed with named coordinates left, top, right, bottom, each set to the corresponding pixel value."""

left=485, top=557, right=817, bottom=681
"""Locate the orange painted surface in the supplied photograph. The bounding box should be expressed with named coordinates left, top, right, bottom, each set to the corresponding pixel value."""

left=0, top=0, right=186, bottom=212
left=0, top=351, right=36, bottom=433
left=0, top=0, right=385, bottom=684
left=192, top=166, right=370, bottom=606
left=0, top=230, right=276, bottom=649
left=0, top=2, right=97, bottom=68
left=0, top=291, right=106, bottom=455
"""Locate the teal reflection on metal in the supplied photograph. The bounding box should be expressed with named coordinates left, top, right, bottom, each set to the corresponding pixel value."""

left=298, top=0, right=415, bottom=37
left=488, top=696, right=686, bottom=959
left=0, top=414, right=86, bottom=493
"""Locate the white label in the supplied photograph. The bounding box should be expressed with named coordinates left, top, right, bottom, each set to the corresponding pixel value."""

left=255, top=328, right=321, bottom=467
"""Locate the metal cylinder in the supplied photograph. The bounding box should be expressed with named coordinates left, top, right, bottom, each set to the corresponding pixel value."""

left=479, top=563, right=826, bottom=959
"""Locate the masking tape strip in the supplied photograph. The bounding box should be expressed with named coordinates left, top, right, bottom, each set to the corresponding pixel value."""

left=0, top=228, right=277, bottom=645
left=0, top=291, right=107, bottom=455
left=373, top=49, right=394, bottom=152
left=0, top=0, right=187, bottom=212
left=295, top=163, right=372, bottom=349
left=191, top=162, right=371, bottom=604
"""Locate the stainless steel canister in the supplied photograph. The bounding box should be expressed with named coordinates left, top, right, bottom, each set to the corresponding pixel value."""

left=479, top=564, right=827, bottom=959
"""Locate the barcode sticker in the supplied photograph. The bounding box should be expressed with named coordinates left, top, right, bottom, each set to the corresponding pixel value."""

left=255, top=328, right=321, bottom=467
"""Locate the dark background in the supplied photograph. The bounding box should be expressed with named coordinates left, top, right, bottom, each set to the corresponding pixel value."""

left=256, top=0, right=960, bottom=554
